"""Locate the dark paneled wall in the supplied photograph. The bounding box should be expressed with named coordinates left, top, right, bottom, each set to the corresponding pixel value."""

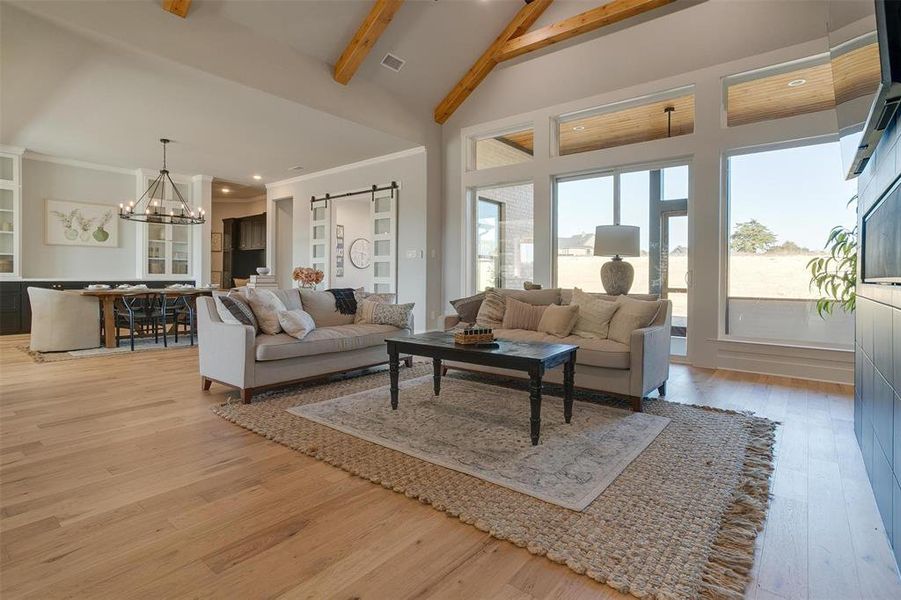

left=855, top=107, right=901, bottom=569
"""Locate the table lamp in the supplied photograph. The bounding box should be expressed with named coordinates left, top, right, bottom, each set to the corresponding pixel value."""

left=594, top=225, right=640, bottom=295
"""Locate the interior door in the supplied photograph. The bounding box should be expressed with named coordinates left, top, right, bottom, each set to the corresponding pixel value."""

left=661, top=210, right=688, bottom=356
left=310, top=199, right=330, bottom=288
left=370, top=189, right=397, bottom=294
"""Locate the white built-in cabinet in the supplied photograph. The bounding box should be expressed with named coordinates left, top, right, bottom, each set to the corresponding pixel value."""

left=139, top=171, right=193, bottom=278
left=0, top=148, right=23, bottom=278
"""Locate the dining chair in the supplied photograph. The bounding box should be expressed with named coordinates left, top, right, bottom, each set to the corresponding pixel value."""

left=26, top=287, right=100, bottom=352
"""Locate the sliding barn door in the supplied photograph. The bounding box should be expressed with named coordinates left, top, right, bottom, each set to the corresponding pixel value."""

left=370, top=189, right=397, bottom=294
left=310, top=199, right=330, bottom=289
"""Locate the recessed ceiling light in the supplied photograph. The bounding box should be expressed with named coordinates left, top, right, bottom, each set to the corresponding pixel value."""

left=787, top=79, right=806, bottom=87
left=221, top=188, right=230, bottom=193
left=572, top=125, right=586, bottom=131
left=252, top=175, right=262, bottom=180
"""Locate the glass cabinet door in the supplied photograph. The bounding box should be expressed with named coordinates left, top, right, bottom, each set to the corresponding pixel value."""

left=143, top=176, right=192, bottom=277
left=0, top=153, right=21, bottom=277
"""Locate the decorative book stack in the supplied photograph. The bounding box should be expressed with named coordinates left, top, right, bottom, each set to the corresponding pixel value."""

left=246, top=275, right=277, bottom=289
left=453, top=327, right=495, bottom=345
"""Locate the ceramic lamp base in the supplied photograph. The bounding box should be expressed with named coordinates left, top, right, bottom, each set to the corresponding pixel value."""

left=600, top=257, right=634, bottom=295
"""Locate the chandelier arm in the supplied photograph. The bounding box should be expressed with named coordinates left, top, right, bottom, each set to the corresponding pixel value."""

left=148, top=175, right=165, bottom=213
left=133, top=173, right=163, bottom=210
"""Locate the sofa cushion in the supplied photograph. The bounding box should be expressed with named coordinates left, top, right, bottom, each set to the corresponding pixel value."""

left=354, top=290, right=396, bottom=323
left=255, top=323, right=400, bottom=361
left=501, top=296, right=546, bottom=330
left=215, top=293, right=259, bottom=334
left=278, top=308, right=316, bottom=340
left=560, top=289, right=658, bottom=305
left=493, top=328, right=631, bottom=370
left=537, top=303, right=580, bottom=337
left=299, top=289, right=356, bottom=327
left=607, top=296, right=663, bottom=346
left=245, top=288, right=288, bottom=335
left=449, top=292, right=485, bottom=324
left=570, top=287, right=619, bottom=339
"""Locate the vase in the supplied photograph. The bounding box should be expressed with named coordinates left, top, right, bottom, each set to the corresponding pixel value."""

left=64, top=228, right=78, bottom=241
left=93, top=226, right=109, bottom=243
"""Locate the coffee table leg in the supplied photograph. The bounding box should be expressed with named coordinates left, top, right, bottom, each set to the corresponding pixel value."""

left=433, top=358, right=442, bottom=396
left=529, top=366, right=542, bottom=446
left=564, top=352, right=575, bottom=424
left=389, top=347, right=400, bottom=410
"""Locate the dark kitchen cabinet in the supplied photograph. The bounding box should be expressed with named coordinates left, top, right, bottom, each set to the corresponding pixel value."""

left=237, top=214, right=266, bottom=251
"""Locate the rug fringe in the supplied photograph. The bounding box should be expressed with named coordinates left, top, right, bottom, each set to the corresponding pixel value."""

left=699, top=414, right=777, bottom=600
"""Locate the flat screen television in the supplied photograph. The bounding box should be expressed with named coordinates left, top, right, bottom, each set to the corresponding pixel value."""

left=862, top=179, right=901, bottom=284
left=849, top=0, right=901, bottom=176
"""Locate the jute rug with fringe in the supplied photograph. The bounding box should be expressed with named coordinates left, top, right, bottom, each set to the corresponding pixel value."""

left=212, top=364, right=776, bottom=600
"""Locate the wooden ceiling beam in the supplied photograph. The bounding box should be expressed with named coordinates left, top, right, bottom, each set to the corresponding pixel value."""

left=495, top=0, right=673, bottom=62
left=433, top=0, right=554, bottom=124
left=334, top=0, right=405, bottom=85
left=162, top=0, right=191, bottom=19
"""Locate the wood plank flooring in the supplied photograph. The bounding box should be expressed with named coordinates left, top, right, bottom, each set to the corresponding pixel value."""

left=1, top=335, right=899, bottom=599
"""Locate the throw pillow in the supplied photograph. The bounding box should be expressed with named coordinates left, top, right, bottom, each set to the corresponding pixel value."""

left=245, top=288, right=288, bottom=335
left=214, top=293, right=259, bottom=334
left=449, top=292, right=485, bottom=324
left=570, top=287, right=620, bottom=339
left=299, top=289, right=356, bottom=327
left=607, top=295, right=662, bottom=346
left=501, top=296, right=547, bottom=331
left=357, top=300, right=414, bottom=329
left=537, top=303, right=580, bottom=337
left=354, top=290, right=396, bottom=323
left=278, top=308, right=316, bottom=340
left=475, top=288, right=506, bottom=327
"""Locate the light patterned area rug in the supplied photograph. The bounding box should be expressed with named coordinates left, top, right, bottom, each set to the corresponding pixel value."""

left=17, top=337, right=194, bottom=363
left=288, top=375, right=670, bottom=510
left=213, top=364, right=776, bottom=600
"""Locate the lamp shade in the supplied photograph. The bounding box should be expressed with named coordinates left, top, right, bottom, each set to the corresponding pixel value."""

left=594, top=225, right=640, bottom=257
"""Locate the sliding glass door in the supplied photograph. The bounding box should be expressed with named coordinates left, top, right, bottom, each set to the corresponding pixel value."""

left=555, top=164, right=690, bottom=357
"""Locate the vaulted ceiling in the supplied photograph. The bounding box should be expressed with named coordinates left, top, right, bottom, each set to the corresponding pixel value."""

left=1, top=0, right=854, bottom=183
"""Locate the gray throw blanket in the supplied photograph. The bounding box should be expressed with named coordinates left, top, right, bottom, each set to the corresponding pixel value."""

left=327, top=288, right=357, bottom=315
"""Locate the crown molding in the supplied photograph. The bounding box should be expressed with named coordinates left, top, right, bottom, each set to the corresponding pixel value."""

left=23, top=151, right=137, bottom=175
left=0, top=145, right=26, bottom=156
left=192, top=174, right=214, bottom=183
left=266, top=146, right=425, bottom=189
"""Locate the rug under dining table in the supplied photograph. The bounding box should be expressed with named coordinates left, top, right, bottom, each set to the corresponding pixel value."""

left=213, top=363, right=776, bottom=600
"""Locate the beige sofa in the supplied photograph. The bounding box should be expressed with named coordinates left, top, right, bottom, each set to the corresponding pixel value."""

left=196, top=291, right=412, bottom=403
left=443, top=290, right=671, bottom=411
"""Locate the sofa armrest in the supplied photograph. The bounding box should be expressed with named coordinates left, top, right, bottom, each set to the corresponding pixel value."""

left=197, top=297, right=256, bottom=389
left=444, top=314, right=461, bottom=331
left=629, top=323, right=671, bottom=397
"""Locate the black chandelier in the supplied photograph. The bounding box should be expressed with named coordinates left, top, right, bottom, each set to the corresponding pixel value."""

left=119, top=139, right=205, bottom=225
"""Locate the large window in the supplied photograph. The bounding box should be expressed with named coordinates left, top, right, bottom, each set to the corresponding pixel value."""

left=726, top=141, right=857, bottom=348
left=474, top=183, right=534, bottom=291
left=555, top=165, right=689, bottom=355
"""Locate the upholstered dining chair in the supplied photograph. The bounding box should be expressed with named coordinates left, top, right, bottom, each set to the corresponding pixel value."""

left=27, top=287, right=101, bottom=352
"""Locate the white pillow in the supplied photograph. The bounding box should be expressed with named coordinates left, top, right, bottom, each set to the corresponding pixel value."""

left=245, top=288, right=287, bottom=335
left=278, top=309, right=316, bottom=340
left=570, top=288, right=620, bottom=339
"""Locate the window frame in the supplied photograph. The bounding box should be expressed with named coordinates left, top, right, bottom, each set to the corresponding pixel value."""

left=719, top=133, right=855, bottom=349
left=468, top=123, right=536, bottom=173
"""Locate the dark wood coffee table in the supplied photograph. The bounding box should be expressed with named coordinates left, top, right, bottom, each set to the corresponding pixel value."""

left=385, top=332, right=578, bottom=445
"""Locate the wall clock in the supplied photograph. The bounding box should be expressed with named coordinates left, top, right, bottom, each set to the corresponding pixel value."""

left=349, top=238, right=371, bottom=269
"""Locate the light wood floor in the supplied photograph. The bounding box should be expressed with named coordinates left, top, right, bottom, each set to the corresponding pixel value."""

left=1, top=335, right=900, bottom=600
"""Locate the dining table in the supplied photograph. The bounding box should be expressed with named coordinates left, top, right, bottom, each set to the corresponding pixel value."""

left=71, top=287, right=215, bottom=348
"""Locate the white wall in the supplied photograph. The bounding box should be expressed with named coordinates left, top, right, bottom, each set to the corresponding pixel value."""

left=21, top=157, right=137, bottom=279
left=274, top=197, right=294, bottom=289
left=441, top=35, right=857, bottom=384
left=267, top=148, right=440, bottom=332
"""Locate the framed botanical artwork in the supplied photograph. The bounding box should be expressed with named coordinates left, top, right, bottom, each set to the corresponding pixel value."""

left=211, top=232, right=222, bottom=252
left=45, top=199, right=118, bottom=247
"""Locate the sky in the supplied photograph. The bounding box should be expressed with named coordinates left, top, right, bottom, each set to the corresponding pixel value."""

left=555, top=141, right=857, bottom=252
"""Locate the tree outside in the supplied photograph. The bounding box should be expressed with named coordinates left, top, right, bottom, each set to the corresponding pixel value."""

left=731, top=219, right=777, bottom=254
